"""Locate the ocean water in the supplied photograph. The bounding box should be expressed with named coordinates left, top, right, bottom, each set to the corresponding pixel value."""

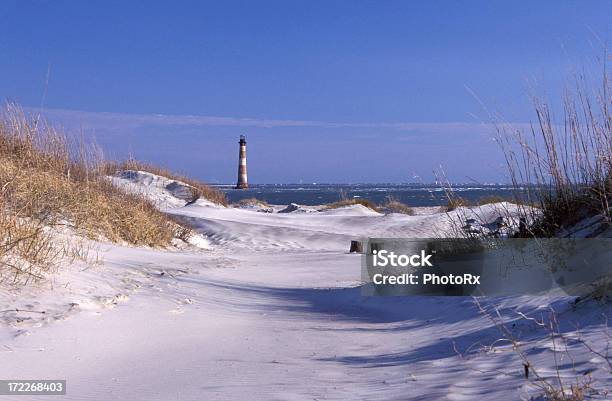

left=216, top=184, right=528, bottom=207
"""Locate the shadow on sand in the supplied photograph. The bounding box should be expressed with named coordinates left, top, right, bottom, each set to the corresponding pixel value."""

left=174, top=275, right=604, bottom=369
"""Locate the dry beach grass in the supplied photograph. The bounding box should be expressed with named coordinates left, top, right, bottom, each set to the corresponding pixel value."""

left=381, top=196, right=415, bottom=215
left=104, top=158, right=227, bottom=206
left=494, top=70, right=611, bottom=237
left=0, top=104, right=219, bottom=283
left=234, top=197, right=269, bottom=207
left=457, top=65, right=612, bottom=400
left=324, top=193, right=424, bottom=216
left=325, top=198, right=380, bottom=212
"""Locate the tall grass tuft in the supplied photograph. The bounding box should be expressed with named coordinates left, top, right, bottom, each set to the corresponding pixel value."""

left=494, top=67, right=611, bottom=237
left=0, top=104, right=194, bottom=283
left=325, top=189, right=380, bottom=212
left=381, top=196, right=415, bottom=215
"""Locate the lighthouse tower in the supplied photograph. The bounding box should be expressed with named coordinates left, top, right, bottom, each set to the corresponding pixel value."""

left=236, top=135, right=248, bottom=189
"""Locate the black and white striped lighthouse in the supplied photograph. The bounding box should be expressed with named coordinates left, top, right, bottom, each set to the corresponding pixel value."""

left=235, top=135, right=248, bottom=189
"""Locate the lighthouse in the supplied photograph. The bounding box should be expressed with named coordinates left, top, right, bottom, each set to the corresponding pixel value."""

left=236, top=135, right=248, bottom=189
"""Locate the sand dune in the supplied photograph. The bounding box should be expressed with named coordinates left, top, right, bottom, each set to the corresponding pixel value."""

left=0, top=173, right=609, bottom=400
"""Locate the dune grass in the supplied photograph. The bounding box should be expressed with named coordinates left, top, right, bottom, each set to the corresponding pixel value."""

left=324, top=190, right=416, bottom=214
left=441, top=64, right=610, bottom=240
left=493, top=68, right=611, bottom=237
left=325, top=198, right=380, bottom=212
left=381, top=196, right=414, bottom=215
left=456, top=65, right=611, bottom=401
left=0, top=104, right=202, bottom=283
left=444, top=196, right=469, bottom=212
left=104, top=159, right=227, bottom=206
left=233, top=197, right=269, bottom=207
left=476, top=195, right=510, bottom=206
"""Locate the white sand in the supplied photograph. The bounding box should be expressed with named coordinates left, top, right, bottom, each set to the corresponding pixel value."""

left=1, top=173, right=609, bottom=400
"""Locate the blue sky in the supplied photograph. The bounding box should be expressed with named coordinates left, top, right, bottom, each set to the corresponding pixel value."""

left=1, top=1, right=610, bottom=183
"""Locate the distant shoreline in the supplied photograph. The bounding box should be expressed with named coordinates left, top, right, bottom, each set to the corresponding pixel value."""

left=215, top=183, right=535, bottom=207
